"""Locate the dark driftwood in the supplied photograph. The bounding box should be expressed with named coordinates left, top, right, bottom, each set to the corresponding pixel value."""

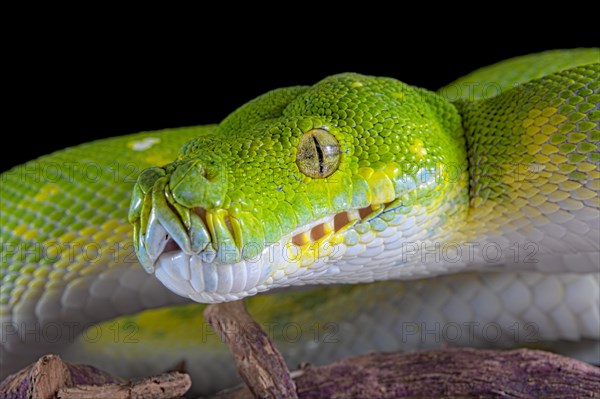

left=0, top=354, right=190, bottom=399
left=210, top=348, right=600, bottom=399
left=58, top=372, right=190, bottom=399
left=204, top=301, right=298, bottom=399
left=3, top=305, right=599, bottom=398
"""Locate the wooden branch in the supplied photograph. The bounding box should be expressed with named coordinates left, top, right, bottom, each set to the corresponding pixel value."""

left=3, top=304, right=598, bottom=398
left=57, top=372, right=190, bottom=399
left=0, top=354, right=191, bottom=399
left=210, top=348, right=600, bottom=399
left=204, top=300, right=298, bottom=399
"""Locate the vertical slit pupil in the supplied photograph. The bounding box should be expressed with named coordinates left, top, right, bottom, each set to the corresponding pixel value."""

left=312, top=135, right=325, bottom=176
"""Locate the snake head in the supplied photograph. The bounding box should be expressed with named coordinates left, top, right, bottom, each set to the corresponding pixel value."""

left=129, top=73, right=468, bottom=303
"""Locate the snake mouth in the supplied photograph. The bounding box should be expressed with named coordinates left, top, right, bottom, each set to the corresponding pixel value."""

left=140, top=199, right=400, bottom=302
left=129, top=169, right=398, bottom=302
left=153, top=207, right=211, bottom=258
left=156, top=207, right=367, bottom=252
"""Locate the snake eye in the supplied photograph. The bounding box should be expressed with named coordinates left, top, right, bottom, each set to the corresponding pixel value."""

left=296, top=128, right=340, bottom=178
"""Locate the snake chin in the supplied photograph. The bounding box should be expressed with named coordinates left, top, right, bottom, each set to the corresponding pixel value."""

left=154, top=249, right=264, bottom=302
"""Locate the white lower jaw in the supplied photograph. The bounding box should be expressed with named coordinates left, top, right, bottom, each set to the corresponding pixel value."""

left=154, top=214, right=346, bottom=303
left=155, top=250, right=265, bottom=302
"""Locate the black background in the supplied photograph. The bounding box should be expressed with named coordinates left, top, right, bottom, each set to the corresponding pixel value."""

left=4, top=24, right=598, bottom=172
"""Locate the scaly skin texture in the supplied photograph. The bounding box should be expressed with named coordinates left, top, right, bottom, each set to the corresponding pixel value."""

left=459, top=64, right=599, bottom=255
left=128, top=73, right=474, bottom=302
left=1, top=49, right=599, bottom=395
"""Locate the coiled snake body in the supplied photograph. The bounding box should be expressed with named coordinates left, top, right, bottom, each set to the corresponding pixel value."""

left=1, top=49, right=599, bottom=395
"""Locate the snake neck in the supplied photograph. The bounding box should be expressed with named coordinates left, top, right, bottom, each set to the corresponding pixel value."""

left=451, top=62, right=599, bottom=264
left=454, top=91, right=542, bottom=242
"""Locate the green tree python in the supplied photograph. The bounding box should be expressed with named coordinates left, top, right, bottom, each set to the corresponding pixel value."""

left=1, top=49, right=599, bottom=395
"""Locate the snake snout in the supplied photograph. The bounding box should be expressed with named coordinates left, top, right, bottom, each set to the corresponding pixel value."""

left=129, top=162, right=220, bottom=270
left=129, top=162, right=271, bottom=302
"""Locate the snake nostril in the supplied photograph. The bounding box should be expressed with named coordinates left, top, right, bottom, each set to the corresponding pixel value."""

left=169, top=157, right=227, bottom=209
